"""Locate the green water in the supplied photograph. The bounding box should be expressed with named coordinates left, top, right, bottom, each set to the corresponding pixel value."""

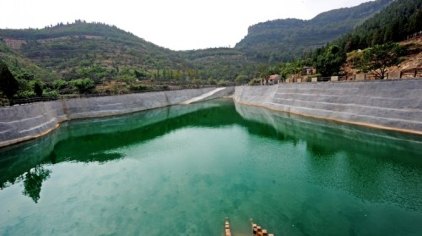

left=1, top=99, right=421, bottom=235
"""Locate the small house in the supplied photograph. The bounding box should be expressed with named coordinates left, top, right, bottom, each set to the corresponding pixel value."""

left=268, top=74, right=281, bottom=85
left=302, top=67, right=317, bottom=76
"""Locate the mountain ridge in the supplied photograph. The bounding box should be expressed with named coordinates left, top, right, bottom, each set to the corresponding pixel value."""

left=0, top=0, right=411, bottom=94
left=0, top=21, right=192, bottom=83
left=235, top=0, right=393, bottom=62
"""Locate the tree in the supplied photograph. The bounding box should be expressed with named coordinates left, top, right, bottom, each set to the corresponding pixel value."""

left=355, top=43, right=403, bottom=79
left=341, top=0, right=422, bottom=52
left=71, top=78, right=95, bottom=94
left=17, top=72, right=34, bottom=81
left=314, top=45, right=346, bottom=76
left=134, top=69, right=148, bottom=80
left=23, top=166, right=51, bottom=203
left=52, top=79, right=68, bottom=90
left=279, top=61, right=302, bottom=79
left=34, top=81, right=43, bottom=97
left=0, top=60, right=19, bottom=99
left=235, top=74, right=249, bottom=85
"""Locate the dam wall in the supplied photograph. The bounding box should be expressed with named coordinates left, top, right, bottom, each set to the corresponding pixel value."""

left=234, top=80, right=422, bottom=134
left=0, top=87, right=234, bottom=147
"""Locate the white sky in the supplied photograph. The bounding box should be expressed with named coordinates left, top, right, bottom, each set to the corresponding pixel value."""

left=0, top=0, right=371, bottom=50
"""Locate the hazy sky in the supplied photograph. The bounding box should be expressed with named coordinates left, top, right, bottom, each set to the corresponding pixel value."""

left=1, top=0, right=371, bottom=50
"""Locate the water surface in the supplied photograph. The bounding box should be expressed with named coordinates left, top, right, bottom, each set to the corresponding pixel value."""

left=1, top=99, right=421, bottom=235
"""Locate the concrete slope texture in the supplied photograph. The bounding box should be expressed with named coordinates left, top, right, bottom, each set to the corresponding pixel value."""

left=234, top=80, right=422, bottom=135
left=0, top=87, right=234, bottom=147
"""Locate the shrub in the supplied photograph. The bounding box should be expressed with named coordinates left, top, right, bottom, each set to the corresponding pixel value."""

left=70, top=78, right=95, bottom=94
left=16, top=90, right=36, bottom=98
left=248, top=78, right=262, bottom=86
left=34, top=81, right=43, bottom=97
left=235, top=75, right=249, bottom=85
left=0, top=60, right=19, bottom=99
left=43, top=90, right=59, bottom=98
left=129, top=84, right=149, bottom=92
left=52, top=79, right=68, bottom=90
left=217, top=80, right=228, bottom=86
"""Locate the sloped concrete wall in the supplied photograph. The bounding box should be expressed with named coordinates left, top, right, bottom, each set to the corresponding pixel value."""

left=0, top=87, right=234, bottom=147
left=234, top=80, right=422, bottom=134
left=0, top=100, right=227, bottom=187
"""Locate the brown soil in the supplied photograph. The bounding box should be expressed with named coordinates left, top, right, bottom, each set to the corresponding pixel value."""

left=343, top=36, right=422, bottom=78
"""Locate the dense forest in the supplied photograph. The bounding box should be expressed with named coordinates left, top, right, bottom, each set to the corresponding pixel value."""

left=343, top=0, right=422, bottom=50
left=305, top=0, right=422, bottom=77
left=0, top=21, right=253, bottom=94
left=0, top=0, right=421, bottom=102
left=235, top=0, right=393, bottom=62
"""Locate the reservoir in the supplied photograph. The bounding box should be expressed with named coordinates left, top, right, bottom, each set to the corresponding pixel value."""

left=0, top=99, right=421, bottom=235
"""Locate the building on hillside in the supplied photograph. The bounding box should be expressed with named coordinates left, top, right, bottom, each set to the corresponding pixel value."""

left=261, top=74, right=281, bottom=85
left=268, top=74, right=281, bottom=85
left=302, top=66, right=317, bottom=76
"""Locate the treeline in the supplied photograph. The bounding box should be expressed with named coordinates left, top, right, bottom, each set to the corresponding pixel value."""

left=0, top=57, right=98, bottom=100
left=1, top=0, right=420, bottom=101
left=235, top=0, right=393, bottom=62
left=342, top=0, right=422, bottom=51
left=284, top=0, right=422, bottom=77
left=1, top=21, right=248, bottom=88
left=0, top=20, right=137, bottom=42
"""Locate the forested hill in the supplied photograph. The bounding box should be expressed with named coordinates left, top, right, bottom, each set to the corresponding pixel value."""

left=1, top=0, right=419, bottom=100
left=0, top=0, right=397, bottom=84
left=0, top=21, right=189, bottom=82
left=0, top=39, right=55, bottom=81
left=341, top=0, right=422, bottom=50
left=235, top=0, right=393, bottom=62
left=306, top=0, right=422, bottom=77
left=0, top=20, right=137, bottom=41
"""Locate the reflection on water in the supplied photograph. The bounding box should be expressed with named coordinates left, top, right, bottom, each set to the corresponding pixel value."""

left=235, top=103, right=422, bottom=211
left=0, top=99, right=421, bottom=235
left=22, top=166, right=51, bottom=203
left=0, top=101, right=223, bottom=190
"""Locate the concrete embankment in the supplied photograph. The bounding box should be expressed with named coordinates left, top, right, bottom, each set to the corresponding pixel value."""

left=0, top=100, right=227, bottom=186
left=0, top=87, right=234, bottom=148
left=234, top=79, right=422, bottom=135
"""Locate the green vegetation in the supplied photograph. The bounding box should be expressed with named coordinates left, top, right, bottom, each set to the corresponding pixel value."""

left=22, top=166, right=51, bottom=203
left=258, top=0, right=421, bottom=79
left=306, top=0, right=421, bottom=76
left=235, top=0, right=393, bottom=62
left=0, top=21, right=242, bottom=98
left=343, top=0, right=422, bottom=50
left=70, top=78, right=95, bottom=94
left=313, top=45, right=346, bottom=76
left=0, top=60, right=19, bottom=99
left=180, top=48, right=255, bottom=83
left=33, top=80, right=43, bottom=97
left=352, top=43, right=403, bottom=79
left=0, top=0, right=420, bottom=102
left=0, top=40, right=56, bottom=81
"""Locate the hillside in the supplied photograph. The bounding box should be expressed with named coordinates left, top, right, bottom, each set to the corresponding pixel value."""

left=0, top=40, right=56, bottom=81
left=235, top=0, right=393, bottom=62
left=180, top=48, right=254, bottom=81
left=1, top=0, right=420, bottom=100
left=343, top=36, right=422, bottom=77
left=0, top=0, right=396, bottom=86
left=0, top=21, right=189, bottom=82
left=341, top=0, right=422, bottom=50
left=309, top=0, right=422, bottom=77
left=0, top=21, right=256, bottom=88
